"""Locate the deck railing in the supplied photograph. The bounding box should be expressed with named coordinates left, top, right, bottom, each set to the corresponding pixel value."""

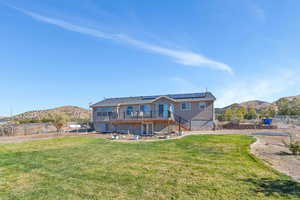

left=96, top=111, right=174, bottom=121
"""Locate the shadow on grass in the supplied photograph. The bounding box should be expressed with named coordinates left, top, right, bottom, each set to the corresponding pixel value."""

left=244, top=178, right=300, bottom=197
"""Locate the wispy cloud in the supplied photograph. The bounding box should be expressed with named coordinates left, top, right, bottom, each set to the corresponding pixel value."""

left=9, top=6, right=233, bottom=73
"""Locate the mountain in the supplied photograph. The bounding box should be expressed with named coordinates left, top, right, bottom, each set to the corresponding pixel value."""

left=217, top=100, right=272, bottom=114
left=273, top=95, right=300, bottom=103
left=12, top=106, right=90, bottom=122
left=217, top=94, right=300, bottom=113
left=237, top=100, right=272, bottom=110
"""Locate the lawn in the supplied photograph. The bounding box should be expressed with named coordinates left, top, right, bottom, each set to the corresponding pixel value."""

left=0, top=135, right=299, bottom=200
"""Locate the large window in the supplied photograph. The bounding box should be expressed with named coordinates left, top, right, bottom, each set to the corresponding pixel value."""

left=127, top=106, right=133, bottom=115
left=181, top=103, right=192, bottom=111
left=96, top=107, right=113, bottom=117
left=140, top=104, right=151, bottom=113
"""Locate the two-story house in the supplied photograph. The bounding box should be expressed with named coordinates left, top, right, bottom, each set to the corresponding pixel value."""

left=90, top=92, right=216, bottom=135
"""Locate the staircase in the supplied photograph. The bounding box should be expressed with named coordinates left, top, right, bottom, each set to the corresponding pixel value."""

left=173, top=114, right=191, bottom=131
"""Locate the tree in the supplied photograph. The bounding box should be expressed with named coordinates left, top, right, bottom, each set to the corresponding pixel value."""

left=52, top=112, right=70, bottom=134
left=245, top=105, right=257, bottom=120
left=282, top=133, right=300, bottom=155
left=239, top=106, right=247, bottom=117
left=260, top=107, right=276, bottom=118
left=290, top=98, right=300, bottom=115
left=236, top=109, right=244, bottom=120
left=217, top=114, right=225, bottom=121
left=235, top=106, right=247, bottom=120
left=224, top=108, right=233, bottom=121
left=277, top=98, right=290, bottom=115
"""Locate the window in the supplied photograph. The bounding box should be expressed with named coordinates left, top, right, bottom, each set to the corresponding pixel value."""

left=96, top=107, right=113, bottom=112
left=140, top=104, right=151, bottom=113
left=199, top=102, right=206, bottom=110
left=181, top=103, right=191, bottom=111
left=127, top=106, right=133, bottom=115
left=96, top=107, right=113, bottom=117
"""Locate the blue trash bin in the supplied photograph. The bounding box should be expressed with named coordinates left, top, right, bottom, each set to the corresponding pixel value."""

left=263, top=118, right=273, bottom=125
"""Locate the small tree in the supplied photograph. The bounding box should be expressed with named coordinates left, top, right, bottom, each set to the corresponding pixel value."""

left=245, top=105, right=257, bottom=120
left=224, top=108, right=233, bottom=121
left=282, top=133, right=300, bottom=155
left=290, top=98, right=300, bottom=115
left=277, top=98, right=290, bottom=115
left=235, top=109, right=243, bottom=120
left=52, top=112, right=70, bottom=134
left=237, top=106, right=247, bottom=120
left=260, top=107, right=276, bottom=118
left=240, top=106, right=247, bottom=116
left=217, top=114, right=225, bottom=121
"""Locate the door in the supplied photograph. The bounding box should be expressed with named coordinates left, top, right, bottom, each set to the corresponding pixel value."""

left=142, top=124, right=147, bottom=134
left=148, top=124, right=153, bottom=134
left=158, top=104, right=170, bottom=118
left=158, top=104, right=164, bottom=117
left=141, top=123, right=153, bottom=135
left=163, top=104, right=169, bottom=118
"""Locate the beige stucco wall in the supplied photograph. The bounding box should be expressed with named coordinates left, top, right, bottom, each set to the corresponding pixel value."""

left=174, top=101, right=214, bottom=121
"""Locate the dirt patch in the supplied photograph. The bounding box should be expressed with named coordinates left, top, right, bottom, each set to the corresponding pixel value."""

left=251, top=135, right=300, bottom=182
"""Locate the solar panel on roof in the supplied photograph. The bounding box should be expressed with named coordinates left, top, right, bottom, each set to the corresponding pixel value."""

left=142, top=93, right=207, bottom=100
left=168, top=93, right=206, bottom=99
left=142, top=95, right=160, bottom=100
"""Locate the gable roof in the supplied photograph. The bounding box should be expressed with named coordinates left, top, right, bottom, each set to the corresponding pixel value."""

left=91, top=92, right=216, bottom=107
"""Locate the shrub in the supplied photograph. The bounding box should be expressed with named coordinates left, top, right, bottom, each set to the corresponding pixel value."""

left=282, top=134, right=300, bottom=155
left=289, top=142, right=300, bottom=155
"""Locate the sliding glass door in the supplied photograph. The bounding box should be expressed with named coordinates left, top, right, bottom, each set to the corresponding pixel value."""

left=158, top=103, right=173, bottom=118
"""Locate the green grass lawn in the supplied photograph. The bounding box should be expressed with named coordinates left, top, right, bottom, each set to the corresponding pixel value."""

left=0, top=135, right=299, bottom=200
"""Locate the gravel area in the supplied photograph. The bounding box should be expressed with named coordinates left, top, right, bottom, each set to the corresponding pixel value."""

left=251, top=135, right=300, bottom=182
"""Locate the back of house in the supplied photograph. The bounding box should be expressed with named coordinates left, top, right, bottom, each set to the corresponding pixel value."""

left=90, top=92, right=216, bottom=135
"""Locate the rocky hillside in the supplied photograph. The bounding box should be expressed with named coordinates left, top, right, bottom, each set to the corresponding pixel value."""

left=216, top=100, right=271, bottom=114
left=274, top=95, right=300, bottom=103
left=217, top=94, right=300, bottom=114
left=12, top=106, right=90, bottom=122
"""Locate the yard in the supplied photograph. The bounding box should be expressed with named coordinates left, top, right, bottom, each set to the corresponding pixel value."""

left=0, top=135, right=299, bottom=200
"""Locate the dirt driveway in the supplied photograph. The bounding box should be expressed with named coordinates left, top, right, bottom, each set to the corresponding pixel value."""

left=251, top=134, right=300, bottom=182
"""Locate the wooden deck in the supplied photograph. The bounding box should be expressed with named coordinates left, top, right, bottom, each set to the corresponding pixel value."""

left=110, top=119, right=173, bottom=124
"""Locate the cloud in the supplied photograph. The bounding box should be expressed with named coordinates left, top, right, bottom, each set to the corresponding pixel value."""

left=215, top=70, right=300, bottom=108
left=9, top=6, right=233, bottom=73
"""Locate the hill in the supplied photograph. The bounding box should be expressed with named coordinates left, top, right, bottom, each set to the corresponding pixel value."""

left=216, top=100, right=272, bottom=115
left=217, top=94, right=300, bottom=114
left=12, top=106, right=90, bottom=122
left=273, top=94, right=300, bottom=104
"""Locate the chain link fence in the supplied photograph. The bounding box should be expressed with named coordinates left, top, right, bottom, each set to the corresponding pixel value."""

left=0, top=122, right=93, bottom=137
left=273, top=115, right=300, bottom=129
left=0, top=122, right=57, bottom=136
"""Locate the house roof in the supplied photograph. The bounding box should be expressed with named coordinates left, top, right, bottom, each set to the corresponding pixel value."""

left=90, top=92, right=216, bottom=107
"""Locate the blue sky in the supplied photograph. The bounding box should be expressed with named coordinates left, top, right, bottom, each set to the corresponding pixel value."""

left=1, top=0, right=300, bottom=116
